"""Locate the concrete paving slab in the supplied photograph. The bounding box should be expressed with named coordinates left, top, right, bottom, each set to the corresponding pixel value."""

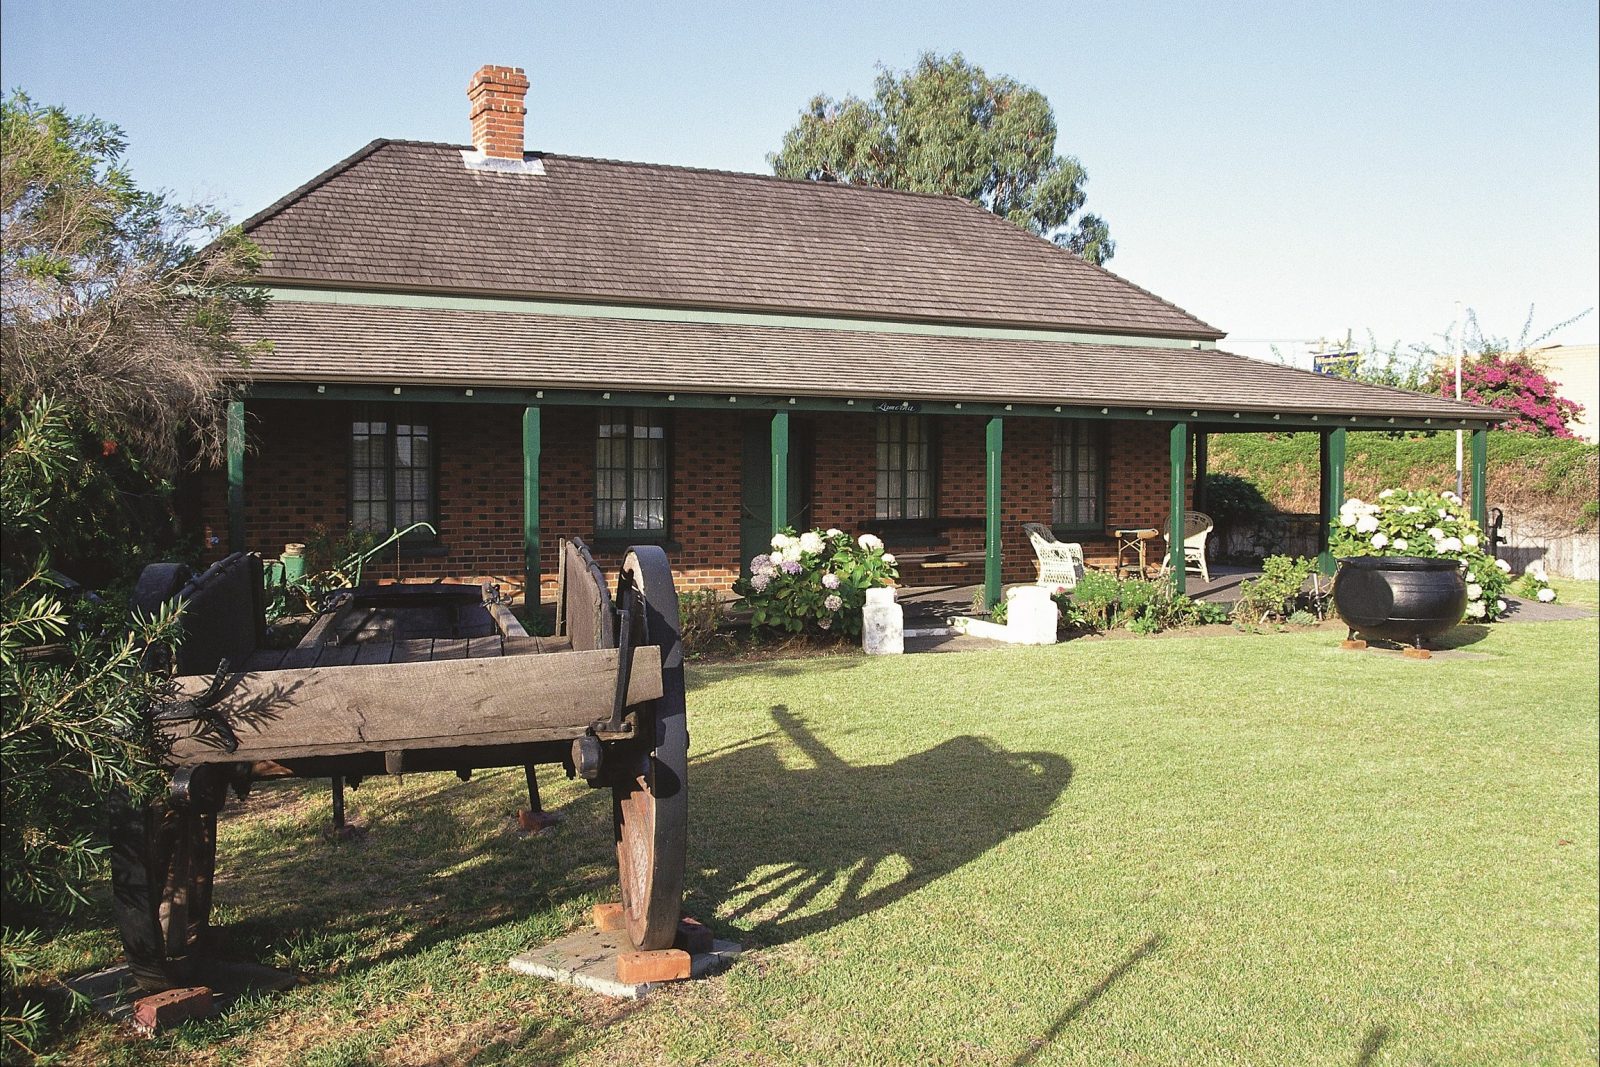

left=508, top=927, right=741, bottom=1000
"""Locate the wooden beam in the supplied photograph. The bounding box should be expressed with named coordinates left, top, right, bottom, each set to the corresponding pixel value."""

left=523, top=406, right=541, bottom=609
left=770, top=410, right=789, bottom=536
left=226, top=400, right=245, bottom=552
left=985, top=416, right=1003, bottom=609
left=1169, top=422, right=1189, bottom=596
left=160, top=645, right=664, bottom=764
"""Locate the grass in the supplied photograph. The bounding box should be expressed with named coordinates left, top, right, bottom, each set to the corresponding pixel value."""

left=1207, top=431, right=1599, bottom=527
left=26, top=613, right=1599, bottom=1065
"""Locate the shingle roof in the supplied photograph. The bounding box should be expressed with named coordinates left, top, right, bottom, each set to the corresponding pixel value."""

left=238, top=298, right=1496, bottom=423
left=241, top=140, right=1223, bottom=340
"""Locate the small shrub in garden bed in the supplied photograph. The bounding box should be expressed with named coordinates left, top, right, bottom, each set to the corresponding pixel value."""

left=676, top=589, right=725, bottom=654
left=734, top=528, right=898, bottom=637
left=1063, top=574, right=1229, bottom=635
left=1330, top=488, right=1511, bottom=620
left=1234, top=555, right=1321, bottom=625
left=1515, top=564, right=1558, bottom=603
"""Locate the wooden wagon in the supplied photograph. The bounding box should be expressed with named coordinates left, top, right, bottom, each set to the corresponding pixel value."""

left=111, top=539, right=687, bottom=992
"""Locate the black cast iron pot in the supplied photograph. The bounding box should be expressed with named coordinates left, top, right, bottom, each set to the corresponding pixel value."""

left=1333, top=555, right=1468, bottom=647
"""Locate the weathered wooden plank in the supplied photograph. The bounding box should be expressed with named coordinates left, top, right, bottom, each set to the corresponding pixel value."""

left=467, top=636, right=503, bottom=658
left=278, top=644, right=323, bottom=670
left=161, top=645, right=664, bottom=764
left=431, top=638, right=468, bottom=661
left=488, top=602, right=529, bottom=640
left=299, top=605, right=351, bottom=648
left=242, top=649, right=287, bottom=672
left=314, top=644, right=360, bottom=668
left=353, top=642, right=395, bottom=665
left=390, top=638, right=434, bottom=664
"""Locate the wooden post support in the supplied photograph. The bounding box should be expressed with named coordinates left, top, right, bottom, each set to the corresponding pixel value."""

left=1318, top=427, right=1346, bottom=576
left=1470, top=428, right=1489, bottom=530
left=985, top=416, right=1003, bottom=610
left=1169, top=422, right=1189, bottom=596
left=770, top=410, right=789, bottom=536
left=226, top=399, right=245, bottom=553
left=523, top=406, right=541, bottom=608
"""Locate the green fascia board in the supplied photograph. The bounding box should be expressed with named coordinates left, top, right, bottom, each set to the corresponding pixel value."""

left=265, top=286, right=1218, bottom=351
left=245, top=381, right=1496, bottom=433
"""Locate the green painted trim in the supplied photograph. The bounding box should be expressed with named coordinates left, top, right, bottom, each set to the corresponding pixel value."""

left=1318, top=428, right=1347, bottom=575
left=985, top=417, right=1004, bottom=609
left=1169, top=422, right=1189, bottom=596
left=1470, top=429, right=1489, bottom=529
left=226, top=400, right=246, bottom=553
left=770, top=411, right=790, bottom=537
left=523, top=406, right=541, bottom=609
left=267, top=285, right=1218, bottom=350
left=243, top=383, right=1494, bottom=433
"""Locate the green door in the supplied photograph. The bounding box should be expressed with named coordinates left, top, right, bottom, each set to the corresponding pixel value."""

left=740, top=418, right=805, bottom=576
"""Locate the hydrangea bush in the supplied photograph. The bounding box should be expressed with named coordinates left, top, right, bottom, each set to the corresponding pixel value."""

left=1516, top=561, right=1558, bottom=603
left=733, top=527, right=899, bottom=637
left=1330, top=488, right=1512, bottom=621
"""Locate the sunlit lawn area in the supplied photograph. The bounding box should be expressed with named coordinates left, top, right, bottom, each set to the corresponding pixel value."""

left=34, top=597, right=1600, bottom=1066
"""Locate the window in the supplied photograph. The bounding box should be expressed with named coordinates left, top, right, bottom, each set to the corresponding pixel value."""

left=875, top=415, right=933, bottom=520
left=596, top=408, right=668, bottom=536
left=1052, top=420, right=1103, bottom=529
left=350, top=404, right=435, bottom=535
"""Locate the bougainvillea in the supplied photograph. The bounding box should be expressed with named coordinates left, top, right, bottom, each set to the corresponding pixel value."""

left=1431, top=351, right=1584, bottom=437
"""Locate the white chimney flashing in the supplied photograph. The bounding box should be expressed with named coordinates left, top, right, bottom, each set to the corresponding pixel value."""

left=460, top=149, right=545, bottom=175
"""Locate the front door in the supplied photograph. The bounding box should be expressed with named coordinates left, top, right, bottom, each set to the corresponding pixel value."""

left=739, top=418, right=807, bottom=577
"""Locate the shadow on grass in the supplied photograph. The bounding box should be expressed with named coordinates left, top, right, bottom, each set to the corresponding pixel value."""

left=689, top=705, right=1073, bottom=945
left=1012, top=933, right=1164, bottom=1066
left=1355, top=1024, right=1391, bottom=1066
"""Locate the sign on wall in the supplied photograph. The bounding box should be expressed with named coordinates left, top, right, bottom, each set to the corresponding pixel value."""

left=873, top=401, right=923, bottom=414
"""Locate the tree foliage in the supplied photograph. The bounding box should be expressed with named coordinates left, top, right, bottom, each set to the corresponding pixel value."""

left=769, top=52, right=1115, bottom=264
left=1, top=91, right=265, bottom=469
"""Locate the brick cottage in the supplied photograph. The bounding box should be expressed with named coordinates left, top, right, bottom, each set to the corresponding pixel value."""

left=196, top=65, right=1498, bottom=606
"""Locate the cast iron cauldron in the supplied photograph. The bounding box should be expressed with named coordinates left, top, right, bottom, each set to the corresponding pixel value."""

left=1333, top=555, right=1468, bottom=647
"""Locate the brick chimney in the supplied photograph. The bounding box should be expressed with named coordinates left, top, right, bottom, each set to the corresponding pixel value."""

left=467, top=65, right=529, bottom=160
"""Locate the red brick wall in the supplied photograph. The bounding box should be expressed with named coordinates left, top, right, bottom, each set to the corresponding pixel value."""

left=194, top=404, right=1193, bottom=597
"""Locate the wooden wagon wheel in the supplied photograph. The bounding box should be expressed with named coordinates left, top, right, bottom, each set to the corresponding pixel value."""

left=109, top=768, right=226, bottom=991
left=611, top=546, right=688, bottom=950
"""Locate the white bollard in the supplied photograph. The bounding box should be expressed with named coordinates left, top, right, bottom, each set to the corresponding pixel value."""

left=1005, top=586, right=1059, bottom=645
left=862, top=586, right=904, bottom=655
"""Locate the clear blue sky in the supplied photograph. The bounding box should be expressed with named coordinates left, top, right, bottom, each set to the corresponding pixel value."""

left=5, top=0, right=1597, bottom=363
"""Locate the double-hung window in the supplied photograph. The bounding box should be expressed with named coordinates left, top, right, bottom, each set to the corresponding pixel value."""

left=350, top=403, right=435, bottom=536
left=1051, top=420, right=1103, bottom=529
left=875, top=414, right=933, bottom=520
left=595, top=407, right=668, bottom=537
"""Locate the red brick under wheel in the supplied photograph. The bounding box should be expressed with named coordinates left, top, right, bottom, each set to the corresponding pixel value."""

left=611, top=546, right=688, bottom=951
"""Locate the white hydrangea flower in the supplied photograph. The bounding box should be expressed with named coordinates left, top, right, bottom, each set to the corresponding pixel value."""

left=882, top=553, right=896, bottom=565
left=826, top=528, right=844, bottom=539
left=1371, top=533, right=1389, bottom=548
left=798, top=531, right=824, bottom=555
left=1538, top=587, right=1556, bottom=603
left=1467, top=583, right=1483, bottom=599
left=1463, top=534, right=1479, bottom=549
left=1438, top=508, right=1451, bottom=518
left=1402, top=505, right=1421, bottom=514
left=1355, top=514, right=1380, bottom=534
left=1439, top=537, right=1462, bottom=553
left=1394, top=538, right=1409, bottom=551
left=1428, top=527, right=1445, bottom=540
left=1466, top=572, right=1477, bottom=583
left=858, top=533, right=884, bottom=552
left=1442, top=490, right=1461, bottom=504
left=823, top=593, right=844, bottom=612
left=1494, top=558, right=1511, bottom=573
left=1466, top=600, right=1486, bottom=618
left=1496, top=599, right=1507, bottom=612
left=771, top=533, right=794, bottom=550
left=1339, top=513, right=1356, bottom=527
left=1379, top=489, right=1396, bottom=499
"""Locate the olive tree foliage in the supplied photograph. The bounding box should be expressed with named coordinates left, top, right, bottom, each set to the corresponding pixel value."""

left=769, top=52, right=1115, bottom=264
left=1, top=91, right=265, bottom=469
left=1, top=93, right=260, bottom=1056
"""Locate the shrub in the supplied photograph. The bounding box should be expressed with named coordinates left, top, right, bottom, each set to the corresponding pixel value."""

left=733, top=528, right=899, bottom=637
left=1429, top=350, right=1584, bottom=437
left=1330, top=488, right=1511, bottom=621
left=1515, top=564, right=1557, bottom=604
left=1234, top=555, right=1318, bottom=624
left=677, top=589, right=724, bottom=655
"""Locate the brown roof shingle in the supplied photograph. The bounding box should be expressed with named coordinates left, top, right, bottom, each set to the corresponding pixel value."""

left=238, top=298, right=1496, bottom=424
left=242, top=141, right=1224, bottom=340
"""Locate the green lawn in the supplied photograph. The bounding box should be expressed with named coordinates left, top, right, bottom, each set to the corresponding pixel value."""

left=32, top=613, right=1600, bottom=1066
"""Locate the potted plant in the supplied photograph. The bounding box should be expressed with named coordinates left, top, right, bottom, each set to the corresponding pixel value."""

left=1329, top=488, right=1512, bottom=649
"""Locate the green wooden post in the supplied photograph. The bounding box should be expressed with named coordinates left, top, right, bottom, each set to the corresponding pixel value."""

left=770, top=411, right=789, bottom=535
left=226, top=399, right=245, bottom=552
left=985, top=416, right=1003, bottom=610
left=1318, top=427, right=1346, bottom=575
left=1470, top=428, right=1489, bottom=529
left=1168, top=422, right=1189, bottom=595
left=522, top=406, right=541, bottom=609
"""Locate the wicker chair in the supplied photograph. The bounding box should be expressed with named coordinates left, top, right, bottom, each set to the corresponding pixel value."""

left=1160, top=510, right=1214, bottom=582
left=1022, top=523, right=1087, bottom=592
